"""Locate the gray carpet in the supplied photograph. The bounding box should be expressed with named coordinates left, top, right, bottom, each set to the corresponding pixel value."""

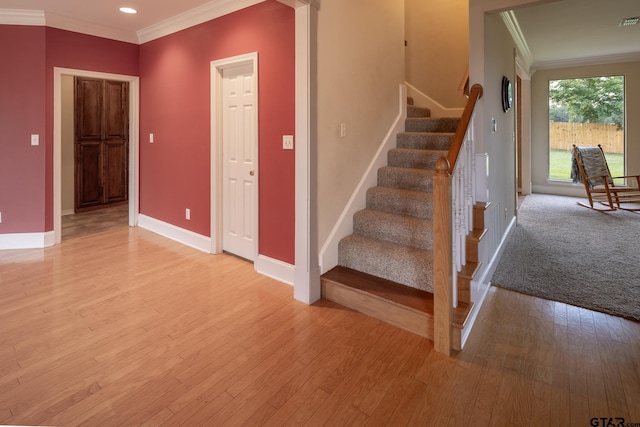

left=491, top=193, right=640, bottom=321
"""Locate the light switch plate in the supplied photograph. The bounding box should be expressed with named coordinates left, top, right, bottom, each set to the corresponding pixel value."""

left=283, top=135, right=294, bottom=150
left=31, top=134, right=39, bottom=146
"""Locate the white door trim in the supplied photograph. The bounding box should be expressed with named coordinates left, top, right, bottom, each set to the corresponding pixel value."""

left=53, top=67, right=140, bottom=245
left=210, top=52, right=259, bottom=259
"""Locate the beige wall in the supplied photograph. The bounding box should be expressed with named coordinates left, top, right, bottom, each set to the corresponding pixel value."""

left=531, top=61, right=640, bottom=194
left=405, top=0, right=468, bottom=108
left=483, top=13, right=517, bottom=232
left=62, top=75, right=74, bottom=214
left=316, top=0, right=405, bottom=246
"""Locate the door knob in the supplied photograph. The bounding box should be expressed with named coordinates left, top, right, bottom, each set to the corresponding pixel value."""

left=249, top=170, right=255, bottom=176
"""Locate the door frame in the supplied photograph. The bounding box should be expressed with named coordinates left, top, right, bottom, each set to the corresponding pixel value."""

left=210, top=52, right=259, bottom=259
left=53, top=67, right=140, bottom=244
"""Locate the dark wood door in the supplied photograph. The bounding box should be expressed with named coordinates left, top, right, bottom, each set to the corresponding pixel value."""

left=75, top=77, right=129, bottom=211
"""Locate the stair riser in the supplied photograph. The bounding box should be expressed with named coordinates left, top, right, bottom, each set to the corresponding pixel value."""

left=353, top=211, right=433, bottom=251
left=366, top=188, right=433, bottom=219
left=388, top=150, right=446, bottom=170
left=407, top=105, right=431, bottom=118
left=405, top=118, right=459, bottom=133
left=338, top=236, right=434, bottom=292
left=321, top=280, right=434, bottom=340
left=378, top=167, right=434, bottom=192
left=396, top=133, right=454, bottom=151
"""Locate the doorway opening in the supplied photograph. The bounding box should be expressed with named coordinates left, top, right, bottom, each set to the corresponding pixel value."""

left=53, top=68, right=140, bottom=245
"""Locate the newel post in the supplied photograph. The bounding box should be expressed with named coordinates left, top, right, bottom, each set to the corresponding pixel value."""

left=433, top=157, right=453, bottom=356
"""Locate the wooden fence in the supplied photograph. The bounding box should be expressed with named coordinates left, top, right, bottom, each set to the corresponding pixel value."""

left=550, top=122, right=624, bottom=153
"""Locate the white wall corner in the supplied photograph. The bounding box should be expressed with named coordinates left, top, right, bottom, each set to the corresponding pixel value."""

left=255, top=255, right=295, bottom=286
left=318, top=84, right=407, bottom=274
left=137, top=214, right=211, bottom=253
left=405, top=82, right=464, bottom=118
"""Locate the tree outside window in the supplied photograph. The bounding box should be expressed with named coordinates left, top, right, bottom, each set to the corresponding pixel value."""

left=548, top=76, right=625, bottom=182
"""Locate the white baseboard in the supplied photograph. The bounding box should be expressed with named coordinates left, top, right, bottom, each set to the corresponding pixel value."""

left=255, top=254, right=295, bottom=286
left=0, top=231, right=55, bottom=250
left=405, top=82, right=464, bottom=118
left=137, top=214, right=211, bottom=253
left=318, top=84, right=407, bottom=274
left=138, top=214, right=295, bottom=286
left=532, top=184, right=585, bottom=198
left=62, top=209, right=74, bottom=216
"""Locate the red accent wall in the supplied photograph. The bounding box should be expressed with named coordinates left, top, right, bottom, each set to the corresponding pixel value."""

left=139, top=1, right=295, bottom=263
left=0, top=25, right=138, bottom=234
left=0, top=26, right=46, bottom=233
left=44, top=28, right=139, bottom=230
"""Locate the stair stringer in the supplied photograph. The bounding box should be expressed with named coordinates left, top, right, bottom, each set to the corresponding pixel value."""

left=319, top=84, right=407, bottom=274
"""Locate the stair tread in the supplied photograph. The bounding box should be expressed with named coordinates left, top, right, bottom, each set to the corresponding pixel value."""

left=390, top=147, right=448, bottom=154
left=354, top=209, right=433, bottom=250
left=322, top=266, right=434, bottom=314
left=458, top=261, right=481, bottom=280
left=468, top=228, right=487, bottom=241
left=399, top=131, right=456, bottom=137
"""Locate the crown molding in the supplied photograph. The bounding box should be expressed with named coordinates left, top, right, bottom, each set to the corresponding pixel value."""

left=45, top=12, right=138, bottom=44
left=500, top=10, right=533, bottom=73
left=533, top=51, right=640, bottom=71
left=0, top=9, right=45, bottom=26
left=137, top=0, right=265, bottom=44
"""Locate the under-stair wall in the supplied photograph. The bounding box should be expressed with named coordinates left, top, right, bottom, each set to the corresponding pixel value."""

left=319, top=85, right=408, bottom=274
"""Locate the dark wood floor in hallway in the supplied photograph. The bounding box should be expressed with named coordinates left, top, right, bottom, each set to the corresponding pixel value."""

left=0, top=226, right=639, bottom=426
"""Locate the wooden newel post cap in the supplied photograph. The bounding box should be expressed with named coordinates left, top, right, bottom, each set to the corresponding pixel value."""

left=436, top=157, right=450, bottom=176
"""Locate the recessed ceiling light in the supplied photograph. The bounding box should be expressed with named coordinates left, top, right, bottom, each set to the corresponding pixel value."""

left=119, top=7, right=137, bottom=14
left=619, top=17, right=639, bottom=27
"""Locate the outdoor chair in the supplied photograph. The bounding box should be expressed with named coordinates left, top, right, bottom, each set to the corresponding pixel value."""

left=571, top=144, right=640, bottom=212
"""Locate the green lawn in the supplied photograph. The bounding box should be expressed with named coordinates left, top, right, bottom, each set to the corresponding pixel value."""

left=549, top=149, right=624, bottom=183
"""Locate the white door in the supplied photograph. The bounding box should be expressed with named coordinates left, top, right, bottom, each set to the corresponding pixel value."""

left=222, top=62, right=257, bottom=260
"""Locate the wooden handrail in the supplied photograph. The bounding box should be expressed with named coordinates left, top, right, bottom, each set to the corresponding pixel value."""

left=447, top=84, right=483, bottom=174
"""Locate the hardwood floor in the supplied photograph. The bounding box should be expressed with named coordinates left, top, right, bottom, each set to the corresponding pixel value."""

left=0, top=227, right=639, bottom=426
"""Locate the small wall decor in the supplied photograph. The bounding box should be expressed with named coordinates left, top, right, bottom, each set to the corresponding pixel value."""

left=501, top=76, right=513, bottom=113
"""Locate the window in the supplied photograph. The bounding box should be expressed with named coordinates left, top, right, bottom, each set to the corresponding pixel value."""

left=548, top=76, right=625, bottom=182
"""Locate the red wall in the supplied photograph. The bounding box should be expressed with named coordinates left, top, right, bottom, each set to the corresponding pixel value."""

left=0, top=25, right=138, bottom=234
left=0, top=26, right=46, bottom=233
left=139, top=1, right=295, bottom=263
left=44, top=28, right=139, bottom=230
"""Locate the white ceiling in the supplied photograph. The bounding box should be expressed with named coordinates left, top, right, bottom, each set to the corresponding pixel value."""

left=0, top=0, right=638, bottom=68
left=513, top=0, right=640, bottom=69
left=0, top=0, right=214, bottom=34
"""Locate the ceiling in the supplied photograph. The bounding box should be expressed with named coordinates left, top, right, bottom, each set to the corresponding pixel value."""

left=0, top=0, right=215, bottom=35
left=512, top=0, right=640, bottom=69
left=0, top=0, right=638, bottom=68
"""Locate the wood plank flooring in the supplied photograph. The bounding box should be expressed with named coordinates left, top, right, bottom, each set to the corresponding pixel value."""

left=0, top=227, right=639, bottom=426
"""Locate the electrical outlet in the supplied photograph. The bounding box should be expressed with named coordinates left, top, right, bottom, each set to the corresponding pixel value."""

left=31, top=134, right=39, bottom=146
left=340, top=123, right=347, bottom=137
left=0, top=211, right=2, bottom=223
left=186, top=208, right=191, bottom=220
left=150, top=133, right=154, bottom=143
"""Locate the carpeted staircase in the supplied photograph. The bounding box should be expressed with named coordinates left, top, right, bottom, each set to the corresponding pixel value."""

left=337, top=100, right=460, bottom=292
